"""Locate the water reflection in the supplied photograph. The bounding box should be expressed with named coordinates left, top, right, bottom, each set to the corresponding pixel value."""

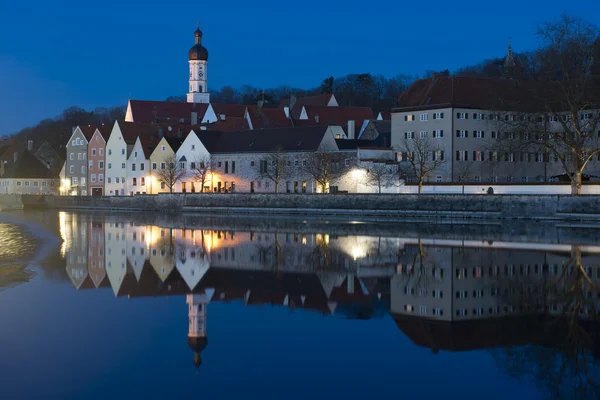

left=58, top=213, right=600, bottom=399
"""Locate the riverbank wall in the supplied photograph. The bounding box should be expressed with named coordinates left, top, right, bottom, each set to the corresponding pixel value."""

left=2, top=193, right=600, bottom=221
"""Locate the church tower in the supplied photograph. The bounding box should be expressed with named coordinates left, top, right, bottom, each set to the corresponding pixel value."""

left=187, top=25, right=210, bottom=104
left=503, top=39, right=516, bottom=78
left=186, top=290, right=212, bottom=370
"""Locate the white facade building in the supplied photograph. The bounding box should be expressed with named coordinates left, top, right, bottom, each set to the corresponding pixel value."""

left=126, top=137, right=149, bottom=195
left=105, top=122, right=130, bottom=196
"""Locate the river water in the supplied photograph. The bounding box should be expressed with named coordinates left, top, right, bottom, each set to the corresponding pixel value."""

left=0, top=211, right=599, bottom=400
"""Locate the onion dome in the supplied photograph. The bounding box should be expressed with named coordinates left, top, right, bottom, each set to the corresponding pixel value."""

left=188, top=336, right=208, bottom=369
left=188, top=27, right=209, bottom=61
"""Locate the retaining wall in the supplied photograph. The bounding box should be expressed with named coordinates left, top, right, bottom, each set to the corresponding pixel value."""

left=2, top=193, right=600, bottom=221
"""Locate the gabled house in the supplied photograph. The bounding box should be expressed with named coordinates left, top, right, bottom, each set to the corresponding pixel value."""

left=126, top=137, right=150, bottom=195
left=148, top=136, right=184, bottom=194
left=65, top=126, right=95, bottom=195
left=0, top=143, right=57, bottom=194
left=175, top=129, right=212, bottom=193
left=87, top=126, right=110, bottom=196
left=105, top=121, right=139, bottom=196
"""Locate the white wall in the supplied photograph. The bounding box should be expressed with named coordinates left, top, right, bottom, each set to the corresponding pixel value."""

left=397, top=184, right=600, bottom=195
left=175, top=130, right=211, bottom=193
left=0, top=179, right=57, bottom=195
left=126, top=138, right=149, bottom=195
left=105, top=122, right=128, bottom=196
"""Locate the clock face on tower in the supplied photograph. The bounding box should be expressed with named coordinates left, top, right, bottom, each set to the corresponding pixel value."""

left=198, top=72, right=204, bottom=78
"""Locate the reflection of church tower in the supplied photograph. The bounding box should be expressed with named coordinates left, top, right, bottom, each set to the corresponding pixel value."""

left=503, top=39, right=516, bottom=78
left=187, top=290, right=213, bottom=370
left=187, top=24, right=210, bottom=104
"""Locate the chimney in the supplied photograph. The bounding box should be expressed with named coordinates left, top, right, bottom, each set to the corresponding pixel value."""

left=177, top=128, right=183, bottom=138
left=27, top=140, right=33, bottom=151
left=191, top=111, right=198, bottom=125
left=315, top=114, right=320, bottom=124
left=283, top=106, right=290, bottom=119
left=347, top=120, right=355, bottom=140
left=158, top=128, right=164, bottom=138
left=13, top=152, right=18, bottom=163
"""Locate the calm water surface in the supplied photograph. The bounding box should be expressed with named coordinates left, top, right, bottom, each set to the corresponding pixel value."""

left=0, top=211, right=599, bottom=400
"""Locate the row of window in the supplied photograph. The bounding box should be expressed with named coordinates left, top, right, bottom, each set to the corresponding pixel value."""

left=90, top=148, right=105, bottom=157
left=90, top=174, right=104, bottom=183
left=89, top=161, right=105, bottom=170
left=404, top=112, right=445, bottom=122
left=11, top=181, right=48, bottom=187
left=69, top=152, right=87, bottom=161
left=456, top=151, right=550, bottom=163
left=403, top=112, right=596, bottom=122
left=403, top=304, right=444, bottom=316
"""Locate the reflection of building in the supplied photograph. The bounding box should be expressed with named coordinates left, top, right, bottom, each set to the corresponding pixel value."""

left=105, top=221, right=128, bottom=295
left=65, top=214, right=89, bottom=289
left=187, top=289, right=213, bottom=369
left=87, top=218, right=106, bottom=287
left=391, top=239, right=600, bottom=324
left=63, top=213, right=600, bottom=363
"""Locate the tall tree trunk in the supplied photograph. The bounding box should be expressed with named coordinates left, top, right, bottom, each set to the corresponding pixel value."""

left=418, top=179, right=424, bottom=194
left=571, top=171, right=583, bottom=195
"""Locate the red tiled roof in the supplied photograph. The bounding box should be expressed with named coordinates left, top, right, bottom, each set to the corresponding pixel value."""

left=128, top=100, right=209, bottom=124
left=205, top=117, right=251, bottom=132
left=379, top=111, right=391, bottom=120
left=79, top=125, right=102, bottom=141
left=395, top=76, right=538, bottom=112
left=301, top=105, right=375, bottom=126
left=247, top=107, right=293, bottom=130
left=211, top=103, right=248, bottom=120
left=278, top=94, right=335, bottom=109
left=392, top=314, right=592, bottom=352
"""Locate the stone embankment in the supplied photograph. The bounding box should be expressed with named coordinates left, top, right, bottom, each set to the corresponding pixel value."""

left=2, top=193, right=600, bottom=221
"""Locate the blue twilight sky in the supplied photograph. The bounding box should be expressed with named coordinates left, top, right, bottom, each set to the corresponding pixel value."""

left=1, top=0, right=599, bottom=135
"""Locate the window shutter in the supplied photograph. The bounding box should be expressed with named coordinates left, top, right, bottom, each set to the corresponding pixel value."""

left=473, top=113, right=476, bottom=119
left=441, top=151, right=444, bottom=161
left=465, top=131, right=469, bottom=138
left=456, top=151, right=460, bottom=161
left=404, top=132, right=407, bottom=139
left=456, top=130, right=460, bottom=138
left=404, top=116, right=407, bottom=121
left=440, top=130, right=443, bottom=137
left=465, top=113, right=468, bottom=119
left=440, top=112, right=444, bottom=118
left=482, top=131, right=485, bottom=138
left=412, top=115, right=415, bottom=121
left=456, top=113, right=460, bottom=119
left=481, top=152, right=485, bottom=162
left=473, top=151, right=476, bottom=161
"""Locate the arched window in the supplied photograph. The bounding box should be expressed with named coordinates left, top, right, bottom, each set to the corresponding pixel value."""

left=198, top=85, right=203, bottom=93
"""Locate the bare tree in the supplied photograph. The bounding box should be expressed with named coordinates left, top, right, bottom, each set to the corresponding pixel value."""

left=302, top=149, right=343, bottom=193
left=494, top=14, right=600, bottom=194
left=191, top=156, right=210, bottom=193
left=259, top=146, right=291, bottom=193
left=364, top=162, right=399, bottom=193
left=156, top=154, right=186, bottom=193
left=397, top=136, right=446, bottom=193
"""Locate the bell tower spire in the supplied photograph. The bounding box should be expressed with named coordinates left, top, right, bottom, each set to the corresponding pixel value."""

left=187, top=23, right=210, bottom=104
left=503, top=38, right=516, bottom=78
